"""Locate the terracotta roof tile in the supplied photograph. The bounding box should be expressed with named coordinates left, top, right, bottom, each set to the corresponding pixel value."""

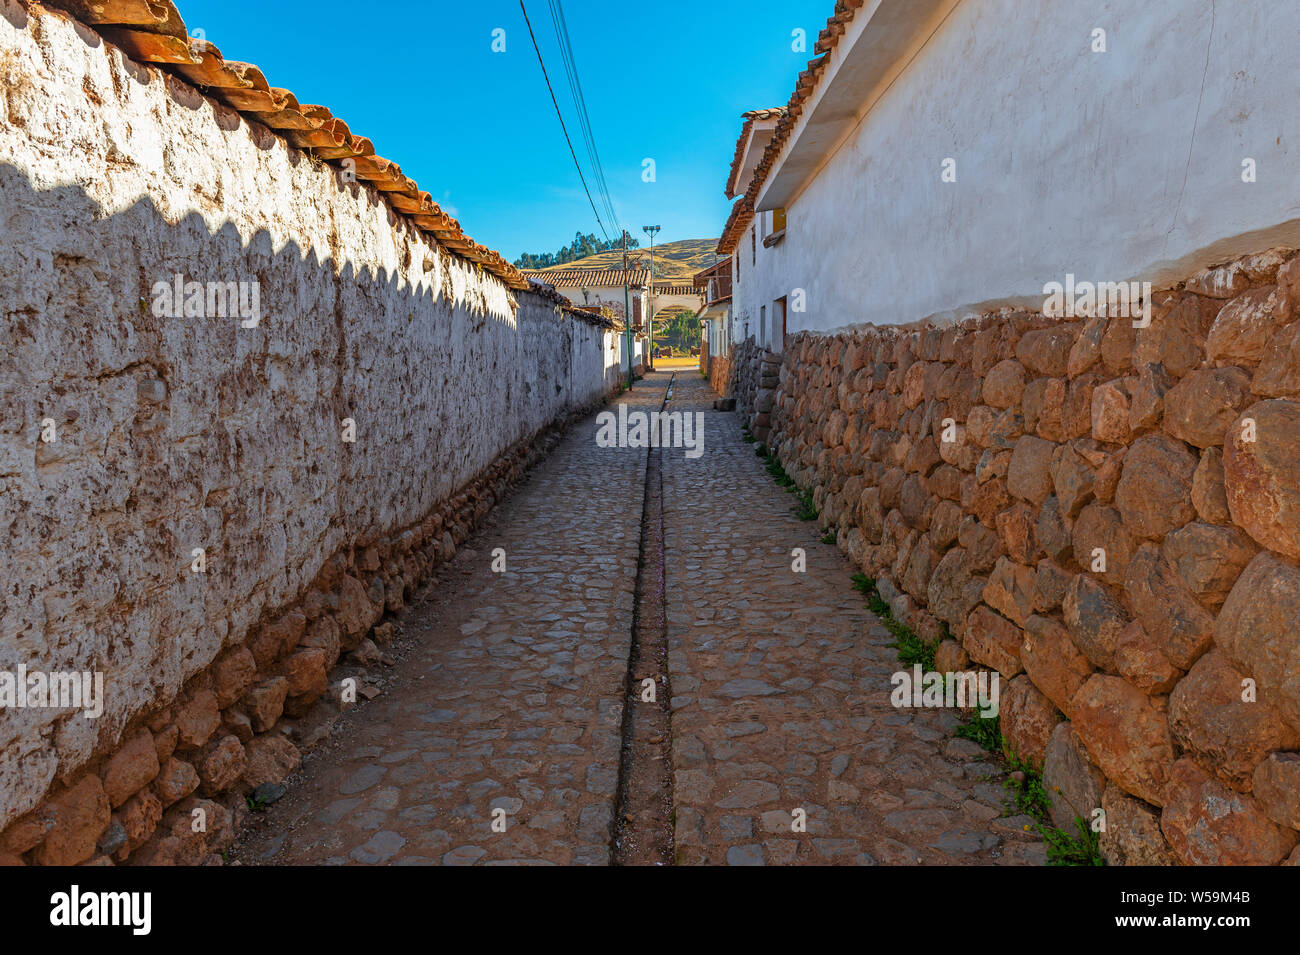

left=521, top=268, right=650, bottom=288
left=717, top=0, right=869, bottom=256
left=724, top=107, right=786, bottom=200
left=39, top=0, right=531, bottom=291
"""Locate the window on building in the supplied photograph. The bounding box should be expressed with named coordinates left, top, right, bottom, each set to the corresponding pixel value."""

left=751, top=227, right=756, bottom=265
left=773, top=207, right=787, bottom=232
left=760, top=305, right=766, bottom=347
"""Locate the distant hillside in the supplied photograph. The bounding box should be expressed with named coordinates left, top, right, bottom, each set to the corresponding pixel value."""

left=537, top=238, right=723, bottom=285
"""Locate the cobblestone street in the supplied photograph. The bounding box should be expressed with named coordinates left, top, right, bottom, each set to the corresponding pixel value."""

left=236, top=370, right=1043, bottom=866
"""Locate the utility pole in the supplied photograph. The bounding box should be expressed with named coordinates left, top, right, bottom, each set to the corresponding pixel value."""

left=643, top=224, right=660, bottom=368
left=621, top=230, right=633, bottom=390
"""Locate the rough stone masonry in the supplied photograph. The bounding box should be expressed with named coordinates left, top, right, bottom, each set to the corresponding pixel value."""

left=752, top=247, right=1300, bottom=865
left=0, top=1, right=620, bottom=863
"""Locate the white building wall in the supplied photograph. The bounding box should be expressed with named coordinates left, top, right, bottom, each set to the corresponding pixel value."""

left=731, top=210, right=793, bottom=350
left=755, top=0, right=1300, bottom=334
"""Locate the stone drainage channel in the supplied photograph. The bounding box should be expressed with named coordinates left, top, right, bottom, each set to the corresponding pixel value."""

left=612, top=372, right=676, bottom=865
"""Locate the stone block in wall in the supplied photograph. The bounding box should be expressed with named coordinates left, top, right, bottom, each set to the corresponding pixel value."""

left=1114, top=434, right=1197, bottom=539
left=1161, top=521, right=1258, bottom=608
left=1223, top=399, right=1300, bottom=559
left=1070, top=675, right=1173, bottom=807
left=242, top=735, right=302, bottom=791
left=173, top=689, right=221, bottom=750
left=1169, top=650, right=1300, bottom=792
left=1162, top=366, right=1252, bottom=448
left=995, top=503, right=1039, bottom=565
left=1191, top=447, right=1231, bottom=524
left=962, top=606, right=1023, bottom=679
left=1206, top=286, right=1287, bottom=365
left=153, top=757, right=200, bottom=808
left=1113, top=620, right=1181, bottom=695
left=1001, top=676, right=1059, bottom=769
left=1186, top=262, right=1252, bottom=300
left=1162, top=758, right=1298, bottom=865
left=1032, top=560, right=1071, bottom=613
left=1091, top=379, right=1132, bottom=444
left=1062, top=373, right=1098, bottom=438
left=198, top=736, right=247, bottom=797
left=1050, top=442, right=1096, bottom=517
left=982, top=359, right=1026, bottom=408
left=1021, top=615, right=1092, bottom=718
left=1016, top=326, right=1076, bottom=378
left=1139, top=293, right=1217, bottom=379
left=926, top=549, right=982, bottom=631
left=1062, top=574, right=1128, bottom=670
left=1036, top=495, right=1073, bottom=564
left=102, top=730, right=160, bottom=809
left=1253, top=320, right=1300, bottom=397
left=957, top=516, right=1003, bottom=573
left=1128, top=361, right=1173, bottom=432
left=1068, top=317, right=1107, bottom=378
left=982, top=557, right=1035, bottom=628
left=1252, top=753, right=1300, bottom=831
left=243, top=677, right=289, bottom=733
left=1124, top=544, right=1215, bottom=671
left=1215, top=552, right=1300, bottom=732
left=1099, top=782, right=1178, bottom=866
left=213, top=647, right=258, bottom=708
left=1006, top=436, right=1055, bottom=506
left=29, top=776, right=109, bottom=866
left=1071, top=504, right=1134, bottom=586
left=1042, top=721, right=1106, bottom=832
left=116, top=790, right=163, bottom=855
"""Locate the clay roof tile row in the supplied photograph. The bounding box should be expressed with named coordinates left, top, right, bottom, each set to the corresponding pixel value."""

left=520, top=268, right=651, bottom=289
left=42, top=0, right=532, bottom=291
left=724, top=107, right=787, bottom=200
left=717, top=0, right=866, bottom=256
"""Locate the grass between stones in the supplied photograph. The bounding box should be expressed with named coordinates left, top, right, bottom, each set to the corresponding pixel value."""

left=953, top=709, right=1103, bottom=866
left=752, top=437, right=819, bottom=521
left=846, top=573, right=1103, bottom=866
left=850, top=573, right=939, bottom=670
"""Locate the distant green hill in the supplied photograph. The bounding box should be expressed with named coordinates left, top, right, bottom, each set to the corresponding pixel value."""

left=537, top=238, right=723, bottom=285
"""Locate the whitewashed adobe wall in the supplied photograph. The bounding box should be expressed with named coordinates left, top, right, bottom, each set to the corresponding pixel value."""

left=0, top=1, right=616, bottom=826
left=753, top=0, right=1300, bottom=333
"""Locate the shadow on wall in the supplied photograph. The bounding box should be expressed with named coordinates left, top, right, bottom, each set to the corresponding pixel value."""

left=0, top=159, right=604, bottom=825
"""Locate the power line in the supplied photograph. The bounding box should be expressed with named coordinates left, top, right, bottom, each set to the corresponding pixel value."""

left=519, top=0, right=610, bottom=241
left=547, top=0, right=620, bottom=234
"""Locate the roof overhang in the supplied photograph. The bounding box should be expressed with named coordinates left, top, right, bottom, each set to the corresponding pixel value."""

left=727, top=117, right=781, bottom=198
left=756, top=0, right=955, bottom=212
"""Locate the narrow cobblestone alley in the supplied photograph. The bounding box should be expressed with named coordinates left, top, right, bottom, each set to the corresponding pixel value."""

left=235, top=369, right=1043, bottom=866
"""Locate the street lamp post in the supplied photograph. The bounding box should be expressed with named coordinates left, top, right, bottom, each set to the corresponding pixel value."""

left=621, top=230, right=633, bottom=389
left=643, top=225, right=660, bottom=367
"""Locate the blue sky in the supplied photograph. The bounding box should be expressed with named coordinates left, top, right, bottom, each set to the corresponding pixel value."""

left=177, top=0, right=829, bottom=260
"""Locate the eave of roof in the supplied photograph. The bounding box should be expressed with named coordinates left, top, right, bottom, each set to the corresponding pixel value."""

left=37, top=0, right=530, bottom=290
left=521, top=268, right=651, bottom=288
left=724, top=107, right=785, bottom=200
left=731, top=0, right=868, bottom=232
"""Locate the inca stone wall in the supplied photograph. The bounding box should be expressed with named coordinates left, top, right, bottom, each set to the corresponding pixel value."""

left=769, top=247, right=1300, bottom=865
left=0, top=1, right=618, bottom=863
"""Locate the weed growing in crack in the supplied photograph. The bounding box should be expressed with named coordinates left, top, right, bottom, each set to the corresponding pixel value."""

left=246, top=793, right=271, bottom=813
left=955, top=709, right=1004, bottom=754
left=954, top=711, right=1104, bottom=866
left=821, top=530, right=837, bottom=545
left=851, top=573, right=937, bottom=668
left=793, top=488, right=819, bottom=521
left=756, top=444, right=817, bottom=519
left=1039, top=816, right=1104, bottom=866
